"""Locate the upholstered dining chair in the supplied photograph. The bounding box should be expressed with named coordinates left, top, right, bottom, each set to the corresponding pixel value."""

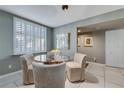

left=32, top=62, right=66, bottom=88
left=20, top=54, right=34, bottom=85
left=66, top=53, right=87, bottom=82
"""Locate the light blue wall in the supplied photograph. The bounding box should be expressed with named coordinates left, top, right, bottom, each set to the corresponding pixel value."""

left=0, top=10, right=53, bottom=75
left=47, top=28, right=53, bottom=51
left=0, top=10, right=21, bottom=75
left=53, top=8, right=124, bottom=59
left=53, top=23, right=77, bottom=58
left=0, top=11, right=13, bottom=59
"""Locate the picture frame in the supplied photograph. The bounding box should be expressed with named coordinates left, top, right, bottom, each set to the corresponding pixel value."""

left=84, top=37, right=93, bottom=47
left=68, top=33, right=71, bottom=49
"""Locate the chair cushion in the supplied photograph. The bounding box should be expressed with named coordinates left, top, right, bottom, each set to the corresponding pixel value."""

left=66, top=62, right=81, bottom=68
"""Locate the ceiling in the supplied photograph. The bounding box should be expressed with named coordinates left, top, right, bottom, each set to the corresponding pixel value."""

left=78, top=18, right=124, bottom=34
left=0, top=5, right=124, bottom=27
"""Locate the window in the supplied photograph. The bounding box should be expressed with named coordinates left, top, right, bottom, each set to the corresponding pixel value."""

left=56, top=33, right=70, bottom=50
left=13, top=17, right=47, bottom=55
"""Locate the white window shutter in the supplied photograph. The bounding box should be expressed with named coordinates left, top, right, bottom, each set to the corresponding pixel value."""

left=13, top=17, right=47, bottom=55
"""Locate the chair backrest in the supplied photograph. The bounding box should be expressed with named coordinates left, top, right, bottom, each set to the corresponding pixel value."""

left=21, top=54, right=34, bottom=66
left=74, top=53, right=86, bottom=64
left=32, top=62, right=66, bottom=88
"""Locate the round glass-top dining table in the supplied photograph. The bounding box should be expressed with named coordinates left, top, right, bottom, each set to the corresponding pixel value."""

left=34, top=54, right=70, bottom=62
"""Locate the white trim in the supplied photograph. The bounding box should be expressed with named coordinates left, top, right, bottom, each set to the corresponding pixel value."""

left=13, top=51, right=46, bottom=55
left=13, top=17, right=16, bottom=55
left=0, top=70, right=21, bottom=80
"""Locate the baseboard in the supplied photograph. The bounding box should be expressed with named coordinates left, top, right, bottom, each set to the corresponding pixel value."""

left=105, top=64, right=124, bottom=69
left=0, top=70, right=21, bottom=79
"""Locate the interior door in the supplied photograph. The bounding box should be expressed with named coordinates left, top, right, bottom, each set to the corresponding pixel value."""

left=106, top=29, right=124, bottom=68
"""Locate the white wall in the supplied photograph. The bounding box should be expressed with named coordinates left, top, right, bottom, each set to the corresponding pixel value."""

left=106, top=29, right=124, bottom=68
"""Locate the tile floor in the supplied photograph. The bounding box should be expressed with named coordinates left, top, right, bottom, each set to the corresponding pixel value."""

left=0, top=62, right=124, bottom=88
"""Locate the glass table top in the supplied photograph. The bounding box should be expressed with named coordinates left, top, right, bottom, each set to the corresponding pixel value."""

left=34, top=54, right=47, bottom=62
left=34, top=54, right=70, bottom=62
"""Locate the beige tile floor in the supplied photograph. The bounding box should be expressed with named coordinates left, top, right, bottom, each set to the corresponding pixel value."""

left=0, top=62, right=124, bottom=88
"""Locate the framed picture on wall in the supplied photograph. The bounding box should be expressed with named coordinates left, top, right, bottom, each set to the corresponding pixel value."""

left=84, top=37, right=93, bottom=47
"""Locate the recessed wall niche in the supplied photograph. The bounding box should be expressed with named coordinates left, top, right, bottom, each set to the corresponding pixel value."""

left=77, top=32, right=93, bottom=48
left=77, top=31, right=105, bottom=64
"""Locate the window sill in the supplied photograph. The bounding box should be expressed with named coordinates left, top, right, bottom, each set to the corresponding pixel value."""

left=13, top=51, right=47, bottom=56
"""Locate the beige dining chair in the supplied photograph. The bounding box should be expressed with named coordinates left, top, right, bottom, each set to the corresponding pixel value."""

left=66, top=53, right=87, bottom=82
left=32, top=62, right=66, bottom=88
left=20, top=54, right=34, bottom=85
